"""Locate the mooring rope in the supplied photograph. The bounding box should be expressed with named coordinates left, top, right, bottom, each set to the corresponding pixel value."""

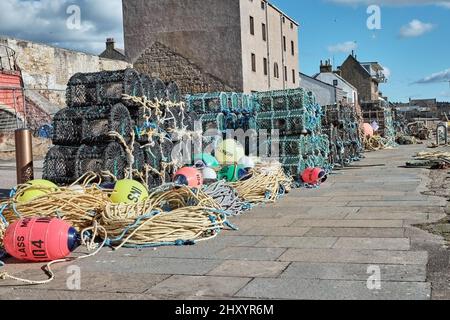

left=203, top=181, right=251, bottom=216
left=231, top=163, right=293, bottom=203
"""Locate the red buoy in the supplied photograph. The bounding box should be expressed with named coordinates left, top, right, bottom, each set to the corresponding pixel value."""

left=173, top=167, right=203, bottom=188
left=301, top=168, right=327, bottom=185
left=3, top=217, right=79, bottom=262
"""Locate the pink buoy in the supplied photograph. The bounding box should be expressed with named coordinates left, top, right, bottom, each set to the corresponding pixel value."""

left=363, top=123, right=374, bottom=137
left=3, top=217, right=79, bottom=262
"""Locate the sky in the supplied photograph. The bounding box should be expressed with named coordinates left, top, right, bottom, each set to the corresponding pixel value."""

left=0, top=0, right=449, bottom=102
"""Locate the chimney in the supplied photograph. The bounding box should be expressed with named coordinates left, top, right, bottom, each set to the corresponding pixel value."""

left=106, top=38, right=115, bottom=51
left=320, top=59, right=332, bottom=73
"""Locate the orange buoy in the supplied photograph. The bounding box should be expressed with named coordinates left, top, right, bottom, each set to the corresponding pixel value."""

left=173, top=167, right=203, bottom=188
left=301, top=168, right=327, bottom=185
left=3, top=217, right=79, bottom=262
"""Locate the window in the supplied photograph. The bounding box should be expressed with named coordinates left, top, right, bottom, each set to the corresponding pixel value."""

left=251, top=53, right=256, bottom=72
left=292, top=69, right=296, bottom=84
left=283, top=36, right=286, bottom=52
left=262, top=23, right=266, bottom=41
left=263, top=58, right=268, bottom=75
left=250, top=16, right=254, bottom=35
left=282, top=16, right=286, bottom=23
left=261, top=1, right=265, bottom=9
left=291, top=41, right=295, bottom=56
left=274, top=63, right=279, bottom=78
left=291, top=22, right=294, bottom=29
left=284, top=66, right=288, bottom=81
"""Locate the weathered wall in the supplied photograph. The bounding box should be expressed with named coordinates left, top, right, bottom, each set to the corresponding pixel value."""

left=134, top=42, right=232, bottom=94
left=123, top=0, right=243, bottom=92
left=0, top=37, right=131, bottom=107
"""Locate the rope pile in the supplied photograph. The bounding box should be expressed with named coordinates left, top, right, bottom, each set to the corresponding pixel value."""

left=203, top=181, right=251, bottom=216
left=0, top=184, right=110, bottom=231
left=0, top=217, right=5, bottom=249
left=231, top=163, right=293, bottom=203
left=364, top=135, right=395, bottom=151
left=414, top=151, right=450, bottom=162
left=98, top=186, right=226, bottom=249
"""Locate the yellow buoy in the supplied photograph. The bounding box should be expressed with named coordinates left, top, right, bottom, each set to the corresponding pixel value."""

left=215, top=139, right=245, bottom=164
left=16, top=179, right=59, bottom=203
left=110, top=179, right=149, bottom=204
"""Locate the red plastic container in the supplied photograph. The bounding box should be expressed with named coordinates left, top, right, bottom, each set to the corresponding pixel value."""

left=3, top=217, right=78, bottom=262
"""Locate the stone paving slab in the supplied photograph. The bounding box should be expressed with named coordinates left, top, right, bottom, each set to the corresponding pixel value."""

left=292, top=219, right=404, bottom=228
left=304, top=227, right=406, bottom=238
left=239, top=226, right=311, bottom=237
left=1, top=269, right=170, bottom=294
left=255, top=237, right=337, bottom=249
left=281, top=262, right=427, bottom=282
left=208, top=260, right=290, bottom=278
left=147, top=275, right=251, bottom=299
left=76, top=257, right=222, bottom=276
left=278, top=248, right=428, bottom=265
left=235, top=278, right=431, bottom=300
left=332, top=237, right=410, bottom=250
left=213, top=247, right=286, bottom=261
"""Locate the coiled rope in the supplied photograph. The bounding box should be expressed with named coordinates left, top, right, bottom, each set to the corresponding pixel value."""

left=231, top=163, right=293, bottom=203
left=203, top=181, right=251, bottom=216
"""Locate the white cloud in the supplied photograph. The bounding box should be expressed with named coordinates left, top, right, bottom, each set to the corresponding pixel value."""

left=0, top=0, right=124, bottom=54
left=415, top=68, right=450, bottom=84
left=399, top=19, right=435, bottom=38
left=327, top=41, right=358, bottom=53
left=328, top=0, right=450, bottom=7
left=381, top=65, right=391, bottom=79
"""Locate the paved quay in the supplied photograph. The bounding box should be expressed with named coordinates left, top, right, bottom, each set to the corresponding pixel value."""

left=0, top=144, right=447, bottom=300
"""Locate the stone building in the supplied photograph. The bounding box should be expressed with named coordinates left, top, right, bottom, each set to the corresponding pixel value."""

left=99, top=38, right=127, bottom=61
left=122, top=0, right=300, bottom=94
left=299, top=72, right=343, bottom=107
left=338, top=54, right=387, bottom=104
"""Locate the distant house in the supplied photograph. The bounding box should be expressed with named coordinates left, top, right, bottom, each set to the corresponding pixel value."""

left=99, top=38, right=127, bottom=61
left=299, top=72, right=343, bottom=107
left=314, top=60, right=359, bottom=106
left=338, top=54, right=387, bottom=104
left=410, top=98, right=437, bottom=111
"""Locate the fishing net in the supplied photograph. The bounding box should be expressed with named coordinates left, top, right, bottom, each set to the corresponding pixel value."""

left=52, top=108, right=84, bottom=146
left=185, top=92, right=231, bottom=114
left=166, top=81, right=181, bottom=102
left=66, top=68, right=143, bottom=108
left=322, top=104, right=363, bottom=167
left=141, top=74, right=156, bottom=101
left=153, top=78, right=167, bottom=101
left=81, top=103, right=132, bottom=144
left=76, top=142, right=127, bottom=181
left=203, top=181, right=250, bottom=216
left=253, top=88, right=312, bottom=112
left=43, top=145, right=79, bottom=185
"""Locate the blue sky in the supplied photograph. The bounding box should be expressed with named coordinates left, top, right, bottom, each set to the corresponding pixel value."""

left=271, top=0, right=450, bottom=102
left=0, top=0, right=448, bottom=102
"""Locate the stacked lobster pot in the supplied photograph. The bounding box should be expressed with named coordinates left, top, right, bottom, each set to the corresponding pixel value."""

left=362, top=105, right=397, bottom=147
left=185, top=88, right=331, bottom=179
left=185, top=92, right=257, bottom=147
left=252, top=88, right=331, bottom=177
left=43, top=68, right=184, bottom=186
left=322, top=104, right=363, bottom=168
